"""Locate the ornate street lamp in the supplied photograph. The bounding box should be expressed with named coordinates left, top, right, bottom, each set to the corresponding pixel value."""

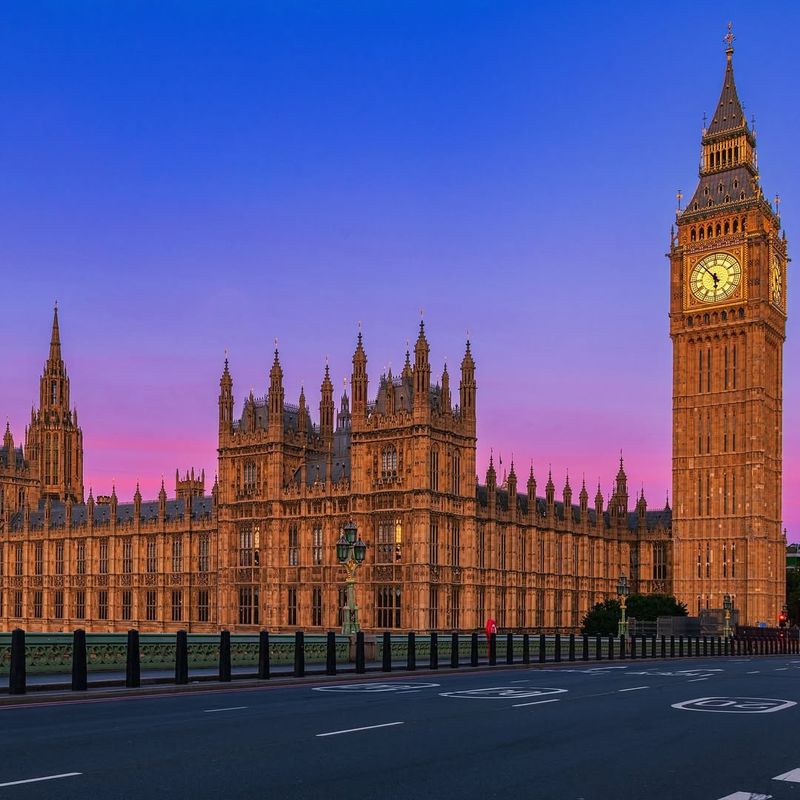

left=617, top=574, right=630, bottom=637
left=723, top=593, right=733, bottom=638
left=336, top=521, right=367, bottom=635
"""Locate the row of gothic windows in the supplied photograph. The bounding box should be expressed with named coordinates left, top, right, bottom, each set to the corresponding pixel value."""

left=689, top=216, right=746, bottom=241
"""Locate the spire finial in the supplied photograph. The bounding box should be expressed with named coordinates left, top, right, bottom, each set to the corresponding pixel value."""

left=724, top=21, right=735, bottom=57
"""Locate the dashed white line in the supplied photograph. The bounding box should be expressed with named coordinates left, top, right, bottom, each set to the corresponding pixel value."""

left=688, top=678, right=708, bottom=683
left=773, top=767, right=800, bottom=782
left=316, top=721, right=404, bottom=737
left=618, top=686, right=649, bottom=692
left=775, top=668, right=788, bottom=671
left=510, top=679, right=530, bottom=684
left=747, top=671, right=760, bottom=674
left=203, top=706, right=247, bottom=713
left=0, top=773, right=82, bottom=788
left=512, top=699, right=561, bottom=708
left=715, top=793, right=771, bottom=800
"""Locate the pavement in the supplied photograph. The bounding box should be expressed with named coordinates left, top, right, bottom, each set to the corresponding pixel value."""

left=1, top=655, right=799, bottom=799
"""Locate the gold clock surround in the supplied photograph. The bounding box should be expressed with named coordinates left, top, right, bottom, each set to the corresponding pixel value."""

left=770, top=255, right=783, bottom=307
left=684, top=246, right=746, bottom=310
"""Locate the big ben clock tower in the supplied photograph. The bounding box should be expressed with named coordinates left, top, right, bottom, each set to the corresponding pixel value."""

left=670, top=26, right=788, bottom=626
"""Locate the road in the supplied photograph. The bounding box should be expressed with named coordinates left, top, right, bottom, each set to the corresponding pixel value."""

left=1, top=656, right=799, bottom=799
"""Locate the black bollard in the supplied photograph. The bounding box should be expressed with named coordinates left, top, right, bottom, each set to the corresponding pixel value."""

left=9, top=628, right=26, bottom=695
left=608, top=634, right=614, bottom=660
left=430, top=632, right=439, bottom=670
left=568, top=634, right=576, bottom=662
left=554, top=633, right=562, bottom=663
left=679, top=636, right=684, bottom=657
left=294, top=631, right=305, bottom=678
left=595, top=634, right=601, bottom=661
left=219, top=630, right=232, bottom=682
left=661, top=635, right=666, bottom=660
left=355, top=631, right=366, bottom=674
left=619, top=635, right=626, bottom=660
left=383, top=631, right=392, bottom=672
left=703, top=636, right=708, bottom=657
left=651, top=636, right=656, bottom=658
left=407, top=632, right=416, bottom=671
left=670, top=635, right=675, bottom=658
left=126, top=629, right=140, bottom=688
left=258, top=631, right=270, bottom=679
left=451, top=633, right=460, bottom=669
left=539, top=634, right=546, bottom=663
left=489, top=632, right=497, bottom=666
left=175, top=629, right=189, bottom=685
left=523, top=634, right=530, bottom=665
left=326, top=631, right=337, bottom=676
left=470, top=632, right=479, bottom=667
left=717, top=637, right=722, bottom=657
left=72, top=628, right=87, bottom=691
left=582, top=634, right=589, bottom=662
left=506, top=633, right=514, bottom=665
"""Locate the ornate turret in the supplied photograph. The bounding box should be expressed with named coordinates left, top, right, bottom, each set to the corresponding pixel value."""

left=459, top=339, right=476, bottom=424
left=545, top=468, right=555, bottom=512
left=268, top=347, right=284, bottom=433
left=319, top=363, right=334, bottom=446
left=219, top=355, right=234, bottom=434
left=507, top=459, right=517, bottom=519
left=413, top=320, right=431, bottom=418
left=579, top=478, right=589, bottom=521
left=297, top=386, right=307, bottom=435
left=351, top=330, right=368, bottom=421
left=440, top=363, right=451, bottom=413
left=594, top=482, right=604, bottom=523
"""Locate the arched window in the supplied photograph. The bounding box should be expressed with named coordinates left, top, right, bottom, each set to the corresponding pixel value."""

left=691, top=228, right=697, bottom=242
left=733, top=219, right=738, bottom=233
left=741, top=216, right=746, bottom=231
left=430, top=446, right=439, bottom=491
left=724, top=221, right=729, bottom=234
left=707, top=225, right=713, bottom=238
left=699, top=227, right=705, bottom=240
left=381, top=445, right=397, bottom=478
left=451, top=451, right=461, bottom=495
left=715, top=224, right=721, bottom=237
left=243, top=461, right=257, bottom=495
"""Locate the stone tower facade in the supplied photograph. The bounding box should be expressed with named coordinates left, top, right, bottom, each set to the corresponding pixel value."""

left=670, top=31, right=787, bottom=625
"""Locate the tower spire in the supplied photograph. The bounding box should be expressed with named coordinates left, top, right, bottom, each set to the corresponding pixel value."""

left=49, top=302, right=62, bottom=363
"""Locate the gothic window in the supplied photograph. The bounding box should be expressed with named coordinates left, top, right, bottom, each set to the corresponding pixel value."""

left=517, top=591, right=526, bottom=629
left=478, top=524, right=485, bottom=570
left=147, top=537, right=157, bottom=573
left=54, top=590, right=64, bottom=619
left=699, top=226, right=705, bottom=240
left=706, top=473, right=711, bottom=516
left=287, top=587, right=297, bottom=626
left=731, top=543, right=736, bottom=577
left=198, top=534, right=209, bottom=572
left=376, top=586, right=402, bottom=628
left=146, top=590, right=157, bottom=621
left=51, top=381, right=57, bottom=404
left=55, top=541, right=64, bottom=576
left=588, top=541, right=595, bottom=578
left=498, top=526, right=506, bottom=570
left=98, top=590, right=108, bottom=620
left=239, top=524, right=254, bottom=567
left=430, top=446, right=439, bottom=491
left=536, top=590, right=545, bottom=627
left=429, top=585, right=439, bottom=630
left=239, top=586, right=259, bottom=625
left=451, top=451, right=461, bottom=494
left=171, top=590, right=183, bottom=622
left=519, top=534, right=526, bottom=572
left=288, top=523, right=299, bottom=566
left=698, top=350, right=703, bottom=393
left=707, top=225, right=713, bottom=238
left=705, top=542, right=711, bottom=578
left=75, top=590, right=85, bottom=619
left=377, top=520, right=394, bottom=564
left=724, top=221, right=730, bottom=235
left=732, top=344, right=738, bottom=388
left=122, top=590, right=132, bottom=621
left=691, top=227, right=697, bottom=242
left=243, top=461, right=257, bottom=495
left=76, top=540, right=85, bottom=575
left=715, top=224, right=722, bottom=237
left=381, top=445, right=397, bottom=478
left=741, top=216, right=746, bottom=231
left=697, top=547, right=702, bottom=578
left=311, top=586, right=322, bottom=627
left=34, top=541, right=43, bottom=576
left=723, top=473, right=728, bottom=515
left=539, top=539, right=545, bottom=572
left=99, top=538, right=108, bottom=574
left=555, top=540, right=563, bottom=574
left=722, top=543, right=728, bottom=577
left=733, top=219, right=739, bottom=233
left=498, top=590, right=507, bottom=628
left=450, top=587, right=460, bottom=630
left=172, top=536, right=183, bottom=572
left=312, top=525, right=323, bottom=565
left=450, top=519, right=459, bottom=567
left=477, top=587, right=486, bottom=625
left=122, top=538, right=133, bottom=574
left=553, top=592, right=561, bottom=628
left=652, top=542, right=667, bottom=581
left=429, top=520, right=439, bottom=565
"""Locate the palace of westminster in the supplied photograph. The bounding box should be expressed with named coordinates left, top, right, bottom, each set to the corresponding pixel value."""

left=0, top=36, right=788, bottom=633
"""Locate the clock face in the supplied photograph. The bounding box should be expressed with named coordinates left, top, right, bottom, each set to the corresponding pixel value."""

left=689, top=252, right=742, bottom=304
left=771, top=256, right=783, bottom=306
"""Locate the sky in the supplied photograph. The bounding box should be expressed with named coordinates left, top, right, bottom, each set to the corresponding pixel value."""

left=1, top=2, right=799, bottom=535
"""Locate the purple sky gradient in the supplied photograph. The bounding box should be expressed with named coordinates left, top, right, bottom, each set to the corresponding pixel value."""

left=1, top=3, right=799, bottom=536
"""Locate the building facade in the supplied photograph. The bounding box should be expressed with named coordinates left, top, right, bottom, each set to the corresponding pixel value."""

left=670, top=33, right=787, bottom=623
left=0, top=33, right=787, bottom=633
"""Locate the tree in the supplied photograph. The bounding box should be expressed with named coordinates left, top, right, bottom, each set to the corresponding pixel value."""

left=786, top=570, right=800, bottom=624
left=581, top=594, right=687, bottom=636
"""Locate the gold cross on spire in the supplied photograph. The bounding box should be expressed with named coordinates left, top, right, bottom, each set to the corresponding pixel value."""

left=724, top=21, right=735, bottom=52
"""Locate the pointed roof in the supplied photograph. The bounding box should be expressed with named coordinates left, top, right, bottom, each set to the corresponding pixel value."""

left=707, top=30, right=746, bottom=136
left=49, top=303, right=62, bottom=362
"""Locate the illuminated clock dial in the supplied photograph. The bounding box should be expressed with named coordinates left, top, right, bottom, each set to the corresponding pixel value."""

left=771, top=256, right=783, bottom=306
left=690, top=252, right=741, bottom=304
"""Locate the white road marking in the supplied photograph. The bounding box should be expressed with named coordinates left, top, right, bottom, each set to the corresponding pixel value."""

left=396, top=690, right=421, bottom=694
left=510, top=679, right=530, bottom=683
left=715, top=792, right=771, bottom=799
left=316, top=721, right=404, bottom=737
left=747, top=671, right=760, bottom=674
left=618, top=686, right=649, bottom=692
left=512, top=699, right=561, bottom=708
left=775, top=668, right=788, bottom=671
left=0, top=773, right=82, bottom=788
left=203, top=706, right=247, bottom=713
left=773, top=768, right=800, bottom=782
left=688, top=678, right=708, bottom=682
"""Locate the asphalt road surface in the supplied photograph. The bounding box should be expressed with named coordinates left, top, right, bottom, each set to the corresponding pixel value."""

left=1, top=656, right=799, bottom=799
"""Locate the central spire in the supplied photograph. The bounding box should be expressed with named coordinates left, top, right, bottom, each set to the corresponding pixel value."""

left=49, top=302, right=62, bottom=363
left=706, top=23, right=745, bottom=136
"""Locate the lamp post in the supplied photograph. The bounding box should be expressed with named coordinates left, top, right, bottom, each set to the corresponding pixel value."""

left=617, top=574, right=630, bottom=637
left=336, top=521, right=367, bottom=635
left=723, top=593, right=733, bottom=637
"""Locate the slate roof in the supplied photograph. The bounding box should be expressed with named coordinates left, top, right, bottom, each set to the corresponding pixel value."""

left=706, top=54, right=746, bottom=137
left=684, top=165, right=757, bottom=219
left=8, top=496, right=214, bottom=532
